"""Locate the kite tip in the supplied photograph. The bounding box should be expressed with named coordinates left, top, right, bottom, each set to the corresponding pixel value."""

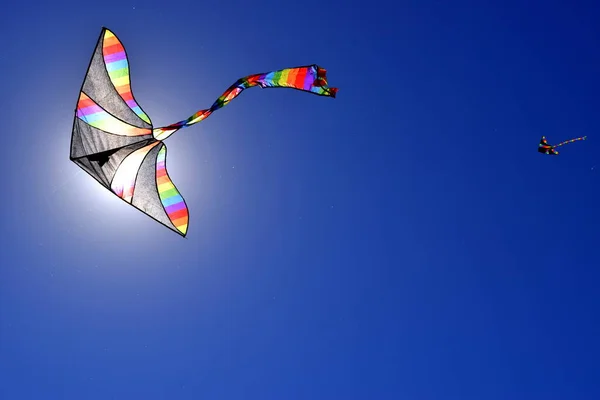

left=329, top=87, right=339, bottom=98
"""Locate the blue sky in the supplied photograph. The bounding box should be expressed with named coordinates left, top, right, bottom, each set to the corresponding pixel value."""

left=2, top=0, right=600, bottom=398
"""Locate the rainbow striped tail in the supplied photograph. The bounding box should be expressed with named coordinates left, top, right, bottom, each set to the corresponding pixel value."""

left=553, top=136, right=587, bottom=148
left=153, top=64, right=338, bottom=140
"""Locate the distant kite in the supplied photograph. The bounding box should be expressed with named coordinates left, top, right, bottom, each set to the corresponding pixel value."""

left=538, top=135, right=586, bottom=156
left=70, top=27, right=338, bottom=237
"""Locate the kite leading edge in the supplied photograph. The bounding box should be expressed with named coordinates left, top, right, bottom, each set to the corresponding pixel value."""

left=538, top=135, right=586, bottom=156
left=70, top=27, right=338, bottom=237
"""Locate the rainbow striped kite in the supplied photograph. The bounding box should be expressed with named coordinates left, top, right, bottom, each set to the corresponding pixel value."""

left=538, top=135, right=586, bottom=156
left=70, top=27, right=338, bottom=237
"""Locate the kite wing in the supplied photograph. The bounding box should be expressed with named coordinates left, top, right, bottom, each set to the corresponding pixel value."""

left=70, top=27, right=189, bottom=236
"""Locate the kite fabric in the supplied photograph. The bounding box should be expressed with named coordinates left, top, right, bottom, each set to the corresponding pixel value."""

left=70, top=27, right=338, bottom=237
left=538, top=135, right=587, bottom=156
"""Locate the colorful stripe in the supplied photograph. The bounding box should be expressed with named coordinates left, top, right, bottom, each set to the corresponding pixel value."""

left=77, top=92, right=151, bottom=136
left=156, top=146, right=188, bottom=235
left=153, top=64, right=338, bottom=140
left=111, top=141, right=160, bottom=202
left=102, top=29, right=152, bottom=125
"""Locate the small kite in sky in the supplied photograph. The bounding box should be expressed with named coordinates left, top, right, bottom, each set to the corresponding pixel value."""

left=538, top=135, right=586, bottom=156
left=70, top=27, right=338, bottom=237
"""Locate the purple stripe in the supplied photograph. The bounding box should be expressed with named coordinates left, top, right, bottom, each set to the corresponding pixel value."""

left=77, top=105, right=103, bottom=116
left=165, top=201, right=186, bottom=214
left=303, top=70, right=313, bottom=91
left=104, top=51, right=126, bottom=63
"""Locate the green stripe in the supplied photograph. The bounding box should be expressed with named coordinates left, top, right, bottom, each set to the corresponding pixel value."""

left=109, top=67, right=129, bottom=79
left=160, top=188, right=179, bottom=199
left=138, top=113, right=151, bottom=124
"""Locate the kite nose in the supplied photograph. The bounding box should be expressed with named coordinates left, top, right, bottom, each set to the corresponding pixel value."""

left=153, top=128, right=178, bottom=141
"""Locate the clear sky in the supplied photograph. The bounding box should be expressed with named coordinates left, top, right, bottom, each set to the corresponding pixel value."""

left=2, top=0, right=600, bottom=399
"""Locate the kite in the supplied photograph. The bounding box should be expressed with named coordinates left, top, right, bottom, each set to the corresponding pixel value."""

left=70, top=27, right=338, bottom=237
left=538, top=135, right=586, bottom=156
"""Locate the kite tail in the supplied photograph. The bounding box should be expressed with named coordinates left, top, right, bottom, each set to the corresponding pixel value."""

left=153, top=65, right=338, bottom=140
left=553, top=136, right=587, bottom=148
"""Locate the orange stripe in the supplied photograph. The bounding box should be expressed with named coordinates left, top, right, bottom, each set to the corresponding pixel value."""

left=115, top=84, right=131, bottom=92
left=172, top=216, right=189, bottom=226
left=287, top=68, right=298, bottom=83
left=103, top=35, right=120, bottom=47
